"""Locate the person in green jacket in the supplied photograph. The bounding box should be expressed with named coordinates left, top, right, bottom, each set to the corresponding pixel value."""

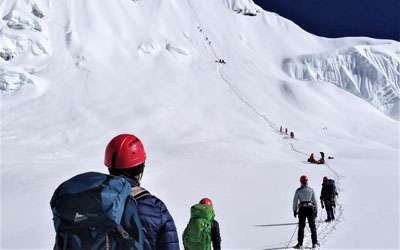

left=183, top=198, right=221, bottom=250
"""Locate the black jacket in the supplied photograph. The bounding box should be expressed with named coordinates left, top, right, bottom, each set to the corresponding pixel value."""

left=320, top=180, right=338, bottom=206
left=211, top=220, right=221, bottom=250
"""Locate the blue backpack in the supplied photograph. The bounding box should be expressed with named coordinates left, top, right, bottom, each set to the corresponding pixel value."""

left=50, top=172, right=144, bottom=250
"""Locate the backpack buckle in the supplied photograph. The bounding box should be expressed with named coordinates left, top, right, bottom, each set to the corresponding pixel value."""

left=117, top=225, right=131, bottom=239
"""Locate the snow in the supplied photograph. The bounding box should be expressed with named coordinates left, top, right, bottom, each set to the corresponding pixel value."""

left=1, top=0, right=399, bottom=249
left=0, top=0, right=50, bottom=71
left=223, top=0, right=261, bottom=16
left=283, top=44, right=400, bottom=120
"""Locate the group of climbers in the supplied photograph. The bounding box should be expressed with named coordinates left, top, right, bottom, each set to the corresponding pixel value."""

left=292, top=175, right=338, bottom=249
left=51, top=133, right=221, bottom=250
left=308, top=152, right=325, bottom=164
left=50, top=133, right=339, bottom=250
left=307, top=152, right=335, bottom=164
left=280, top=125, right=295, bottom=139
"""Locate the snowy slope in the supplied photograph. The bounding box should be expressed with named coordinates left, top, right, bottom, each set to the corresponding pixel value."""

left=1, top=0, right=399, bottom=249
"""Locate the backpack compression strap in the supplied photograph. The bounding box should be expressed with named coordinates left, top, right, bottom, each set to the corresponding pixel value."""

left=131, top=186, right=151, bottom=200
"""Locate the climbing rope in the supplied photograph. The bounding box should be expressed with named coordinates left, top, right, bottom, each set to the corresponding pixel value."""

left=285, top=225, right=298, bottom=249
left=186, top=4, right=344, bottom=247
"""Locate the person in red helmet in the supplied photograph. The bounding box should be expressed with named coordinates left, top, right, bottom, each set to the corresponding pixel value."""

left=199, top=198, right=213, bottom=206
left=200, top=198, right=221, bottom=250
left=292, top=175, right=319, bottom=249
left=183, top=198, right=221, bottom=250
left=105, top=134, right=179, bottom=250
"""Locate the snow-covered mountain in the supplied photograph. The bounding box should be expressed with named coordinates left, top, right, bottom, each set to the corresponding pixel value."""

left=1, top=0, right=399, bottom=249
left=284, top=44, right=400, bottom=120
left=223, top=0, right=261, bottom=16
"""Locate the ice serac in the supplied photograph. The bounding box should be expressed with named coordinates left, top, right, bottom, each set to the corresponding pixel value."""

left=0, top=0, right=50, bottom=93
left=223, top=0, right=261, bottom=16
left=283, top=44, right=400, bottom=120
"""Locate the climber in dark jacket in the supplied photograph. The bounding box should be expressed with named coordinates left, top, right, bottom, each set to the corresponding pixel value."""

left=320, top=177, right=338, bottom=222
left=317, top=152, right=325, bottom=164
left=307, top=153, right=317, bottom=163
left=106, top=134, right=179, bottom=250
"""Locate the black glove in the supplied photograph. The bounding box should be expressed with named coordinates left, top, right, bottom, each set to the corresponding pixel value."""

left=321, top=201, right=325, bottom=209
left=314, top=212, right=318, bottom=218
left=294, top=211, right=297, bottom=218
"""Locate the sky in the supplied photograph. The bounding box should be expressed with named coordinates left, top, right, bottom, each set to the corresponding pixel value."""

left=254, top=0, right=400, bottom=41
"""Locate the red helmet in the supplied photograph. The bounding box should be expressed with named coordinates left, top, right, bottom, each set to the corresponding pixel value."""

left=104, top=134, right=146, bottom=169
left=300, top=175, right=308, bottom=185
left=199, top=198, right=213, bottom=207
left=323, top=176, right=329, bottom=181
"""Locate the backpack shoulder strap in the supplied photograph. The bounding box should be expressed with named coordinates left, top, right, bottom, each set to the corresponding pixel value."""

left=130, top=186, right=151, bottom=200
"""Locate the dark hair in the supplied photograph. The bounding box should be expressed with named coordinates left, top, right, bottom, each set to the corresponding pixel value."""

left=109, top=163, right=145, bottom=179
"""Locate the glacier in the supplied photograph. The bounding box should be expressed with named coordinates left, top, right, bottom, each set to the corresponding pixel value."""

left=283, top=44, right=400, bottom=120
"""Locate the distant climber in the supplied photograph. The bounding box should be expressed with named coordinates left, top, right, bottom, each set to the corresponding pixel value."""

left=317, top=152, right=325, bottom=164
left=308, top=152, right=325, bottom=164
left=290, top=131, right=295, bottom=139
left=280, top=126, right=283, bottom=133
left=183, top=198, right=221, bottom=250
left=293, top=175, right=319, bottom=249
left=307, top=153, right=317, bottom=164
left=320, top=177, right=338, bottom=222
left=285, top=128, right=288, bottom=135
left=215, top=59, right=226, bottom=64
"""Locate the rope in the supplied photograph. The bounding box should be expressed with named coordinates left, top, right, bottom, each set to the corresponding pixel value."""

left=289, top=142, right=309, bottom=156
left=218, top=63, right=345, bottom=249
left=185, top=3, right=344, bottom=247
left=285, top=225, right=298, bottom=249
left=218, top=68, right=277, bottom=131
left=186, top=0, right=219, bottom=60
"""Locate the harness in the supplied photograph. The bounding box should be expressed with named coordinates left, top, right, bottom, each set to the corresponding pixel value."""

left=131, top=186, right=151, bottom=200
left=299, top=201, right=314, bottom=208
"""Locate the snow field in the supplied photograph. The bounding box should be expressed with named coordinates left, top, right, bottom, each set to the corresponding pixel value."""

left=1, top=0, right=399, bottom=248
